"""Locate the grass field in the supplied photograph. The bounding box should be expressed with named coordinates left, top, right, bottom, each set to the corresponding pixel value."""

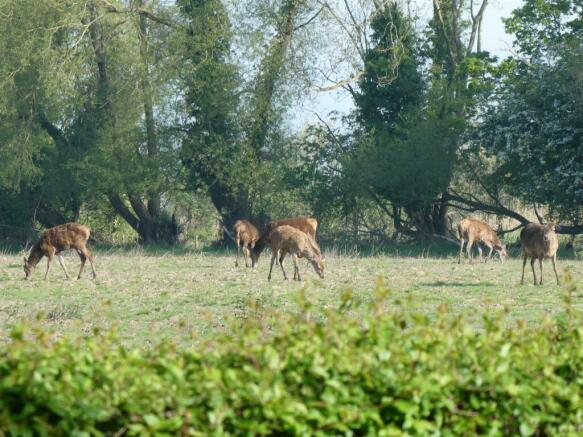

left=0, top=244, right=581, bottom=346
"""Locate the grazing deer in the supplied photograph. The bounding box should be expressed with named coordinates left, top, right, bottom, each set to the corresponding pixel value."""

left=267, top=225, right=324, bottom=281
left=254, top=217, right=319, bottom=264
left=457, top=218, right=507, bottom=263
left=23, top=223, right=96, bottom=280
left=520, top=222, right=560, bottom=285
left=233, top=220, right=261, bottom=268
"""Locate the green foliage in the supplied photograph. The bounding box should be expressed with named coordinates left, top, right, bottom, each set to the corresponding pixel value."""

left=0, top=284, right=581, bottom=435
left=475, top=0, right=583, bottom=221
left=178, top=0, right=254, bottom=222
left=355, top=2, right=424, bottom=132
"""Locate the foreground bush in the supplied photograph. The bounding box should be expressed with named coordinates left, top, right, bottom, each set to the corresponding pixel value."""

left=0, top=288, right=581, bottom=436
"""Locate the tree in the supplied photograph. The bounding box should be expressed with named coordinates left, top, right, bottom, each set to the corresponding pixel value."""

left=179, top=0, right=313, bottom=233
left=342, top=1, right=463, bottom=238
left=0, top=0, right=182, bottom=243
left=474, top=0, right=583, bottom=229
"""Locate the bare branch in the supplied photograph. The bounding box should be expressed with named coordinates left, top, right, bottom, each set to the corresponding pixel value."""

left=98, top=0, right=186, bottom=31
left=317, top=0, right=366, bottom=62
left=466, top=0, right=488, bottom=55
left=315, top=70, right=364, bottom=91
left=445, top=191, right=530, bottom=225
left=294, top=6, right=324, bottom=31
left=432, top=0, right=456, bottom=64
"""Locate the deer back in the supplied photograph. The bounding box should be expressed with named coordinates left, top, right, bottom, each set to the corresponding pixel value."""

left=234, top=220, right=260, bottom=246
left=459, top=218, right=497, bottom=245
left=41, top=223, right=90, bottom=253
left=268, top=217, right=318, bottom=239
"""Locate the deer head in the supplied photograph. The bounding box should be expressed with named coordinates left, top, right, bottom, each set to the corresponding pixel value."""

left=542, top=223, right=556, bottom=242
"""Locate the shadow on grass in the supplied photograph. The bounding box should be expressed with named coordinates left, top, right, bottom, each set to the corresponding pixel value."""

left=421, top=281, right=495, bottom=287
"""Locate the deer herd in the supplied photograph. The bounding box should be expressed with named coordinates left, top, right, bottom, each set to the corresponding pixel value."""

left=21, top=216, right=562, bottom=286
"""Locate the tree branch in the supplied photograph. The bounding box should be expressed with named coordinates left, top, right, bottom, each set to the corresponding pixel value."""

left=432, top=0, right=457, bottom=66
left=466, top=0, right=488, bottom=55
left=108, top=194, right=140, bottom=232
left=445, top=191, right=530, bottom=225
left=99, top=0, right=186, bottom=31
left=294, top=6, right=323, bottom=31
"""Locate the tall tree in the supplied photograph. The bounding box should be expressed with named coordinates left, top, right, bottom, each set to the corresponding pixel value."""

left=0, top=0, right=182, bottom=243
left=474, top=0, right=583, bottom=230
left=180, top=0, right=310, bottom=233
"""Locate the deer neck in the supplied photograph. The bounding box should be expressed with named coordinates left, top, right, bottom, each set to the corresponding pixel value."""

left=27, top=244, right=44, bottom=267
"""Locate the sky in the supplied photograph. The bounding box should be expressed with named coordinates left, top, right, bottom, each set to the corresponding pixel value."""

left=294, top=0, right=524, bottom=129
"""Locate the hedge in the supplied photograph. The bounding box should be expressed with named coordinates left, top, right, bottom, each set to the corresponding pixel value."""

left=0, top=288, right=581, bottom=436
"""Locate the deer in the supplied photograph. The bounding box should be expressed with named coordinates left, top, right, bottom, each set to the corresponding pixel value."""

left=253, top=217, right=319, bottom=265
left=23, top=223, right=97, bottom=280
left=520, top=222, right=560, bottom=285
left=233, top=219, right=261, bottom=268
left=457, top=218, right=508, bottom=263
left=267, top=225, right=324, bottom=281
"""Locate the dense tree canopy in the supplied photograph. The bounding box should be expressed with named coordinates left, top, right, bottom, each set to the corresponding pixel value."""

left=476, top=0, right=583, bottom=223
left=0, top=0, right=581, bottom=244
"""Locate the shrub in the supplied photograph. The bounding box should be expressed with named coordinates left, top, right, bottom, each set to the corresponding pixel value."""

left=0, top=286, right=581, bottom=436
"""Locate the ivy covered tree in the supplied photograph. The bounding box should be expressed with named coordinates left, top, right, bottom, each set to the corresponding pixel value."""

left=0, top=0, right=182, bottom=243
left=179, top=0, right=314, bottom=233
left=475, top=0, right=583, bottom=227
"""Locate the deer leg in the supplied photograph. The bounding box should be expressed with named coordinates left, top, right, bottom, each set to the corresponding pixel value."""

left=458, top=239, right=465, bottom=264
left=530, top=257, right=537, bottom=286
left=235, top=239, right=240, bottom=267
left=485, top=245, right=493, bottom=262
left=521, top=256, right=527, bottom=285
left=278, top=251, right=288, bottom=280
left=466, top=239, right=474, bottom=263
left=291, top=252, right=298, bottom=281
left=292, top=254, right=301, bottom=281
left=243, top=246, right=250, bottom=268
left=539, top=258, right=544, bottom=285
left=551, top=255, right=560, bottom=285
left=57, top=254, right=70, bottom=279
left=78, top=246, right=96, bottom=279
left=268, top=253, right=276, bottom=281
left=278, top=250, right=296, bottom=281
left=477, top=245, right=483, bottom=263
left=76, top=249, right=87, bottom=280
left=44, top=250, right=55, bottom=280
left=274, top=249, right=280, bottom=266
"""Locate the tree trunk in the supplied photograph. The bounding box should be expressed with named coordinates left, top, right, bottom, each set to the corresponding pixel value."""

left=249, top=0, right=303, bottom=156
left=405, top=196, right=449, bottom=240
left=87, top=1, right=177, bottom=245
left=137, top=0, right=162, bottom=220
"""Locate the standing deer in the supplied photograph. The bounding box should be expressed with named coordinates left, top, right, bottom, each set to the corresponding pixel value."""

left=520, top=222, right=560, bottom=285
left=457, top=218, right=507, bottom=263
left=267, top=225, right=324, bottom=281
left=254, top=217, right=319, bottom=265
left=23, top=223, right=97, bottom=280
left=233, top=220, right=261, bottom=268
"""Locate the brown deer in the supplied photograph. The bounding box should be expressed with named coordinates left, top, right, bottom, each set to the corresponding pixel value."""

left=23, top=223, right=96, bottom=280
left=267, top=225, right=324, bottom=281
left=254, top=217, right=319, bottom=264
left=520, top=222, right=560, bottom=285
left=457, top=218, right=507, bottom=263
left=233, top=220, right=261, bottom=268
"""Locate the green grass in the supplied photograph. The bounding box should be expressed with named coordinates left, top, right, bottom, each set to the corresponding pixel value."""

left=0, top=244, right=581, bottom=346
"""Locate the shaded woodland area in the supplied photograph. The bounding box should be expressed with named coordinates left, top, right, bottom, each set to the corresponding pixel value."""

left=1, top=0, right=582, bottom=246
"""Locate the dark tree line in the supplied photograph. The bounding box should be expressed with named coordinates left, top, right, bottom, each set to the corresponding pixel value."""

left=1, top=0, right=582, bottom=244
